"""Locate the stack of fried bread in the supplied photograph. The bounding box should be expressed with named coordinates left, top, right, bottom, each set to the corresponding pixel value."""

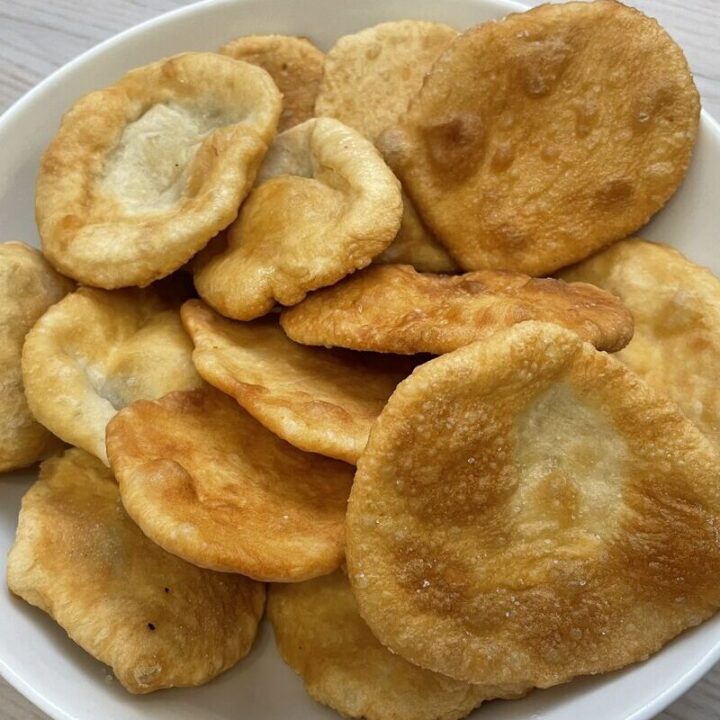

left=3, top=2, right=720, bottom=718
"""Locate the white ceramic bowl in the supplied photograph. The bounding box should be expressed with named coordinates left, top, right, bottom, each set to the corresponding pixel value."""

left=1, top=1, right=719, bottom=719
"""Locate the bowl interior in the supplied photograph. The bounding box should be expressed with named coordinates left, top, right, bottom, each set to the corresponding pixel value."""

left=1, top=1, right=719, bottom=719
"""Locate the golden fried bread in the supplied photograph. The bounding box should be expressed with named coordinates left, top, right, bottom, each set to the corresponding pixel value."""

left=106, top=388, right=353, bottom=581
left=181, top=300, right=415, bottom=463
left=194, top=117, right=402, bottom=320
left=315, top=21, right=458, bottom=144
left=0, top=242, right=72, bottom=472
left=314, top=21, right=459, bottom=275
left=378, top=1, right=699, bottom=275
left=268, top=572, right=528, bottom=720
left=220, top=34, right=324, bottom=131
left=281, top=264, right=633, bottom=354
left=37, top=53, right=281, bottom=289
left=7, top=448, right=265, bottom=693
left=376, top=195, right=459, bottom=273
left=21, top=286, right=203, bottom=464
left=346, top=322, right=720, bottom=688
left=560, top=238, right=720, bottom=447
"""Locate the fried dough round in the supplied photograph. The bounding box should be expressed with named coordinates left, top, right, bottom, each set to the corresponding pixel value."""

left=346, top=322, right=720, bottom=688
left=314, top=21, right=459, bottom=275
left=378, top=1, right=700, bottom=275
left=21, top=286, right=203, bottom=465
left=220, top=35, right=324, bottom=131
left=37, top=52, right=281, bottom=289
left=7, top=448, right=265, bottom=694
left=106, top=388, right=353, bottom=581
left=376, top=195, right=459, bottom=273
left=0, top=243, right=72, bottom=472
left=181, top=300, right=415, bottom=464
left=315, top=21, right=458, bottom=144
left=268, top=572, right=527, bottom=720
left=194, top=117, right=402, bottom=320
left=560, top=238, right=720, bottom=448
left=281, top=264, right=633, bottom=354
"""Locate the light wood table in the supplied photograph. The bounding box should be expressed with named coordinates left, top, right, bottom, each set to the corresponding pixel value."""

left=1, top=1, right=719, bottom=718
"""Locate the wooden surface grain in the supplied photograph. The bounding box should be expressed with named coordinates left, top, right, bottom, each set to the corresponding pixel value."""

left=1, top=1, right=719, bottom=719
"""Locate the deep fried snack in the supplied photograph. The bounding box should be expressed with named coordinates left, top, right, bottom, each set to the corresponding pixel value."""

left=37, top=53, right=281, bottom=289
left=376, top=195, right=459, bottom=273
left=220, top=35, right=324, bottom=131
left=21, top=286, right=203, bottom=465
left=378, top=1, right=700, bottom=275
left=314, top=21, right=458, bottom=275
left=181, top=300, right=415, bottom=463
left=106, top=388, right=353, bottom=581
left=346, top=322, right=720, bottom=688
left=268, top=572, right=528, bottom=720
left=0, top=243, right=72, bottom=472
left=315, top=21, right=458, bottom=144
left=194, top=118, right=402, bottom=320
left=7, top=448, right=265, bottom=694
left=281, top=264, right=633, bottom=354
left=560, top=238, right=720, bottom=447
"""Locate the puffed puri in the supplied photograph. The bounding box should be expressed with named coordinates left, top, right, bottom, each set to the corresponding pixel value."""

left=181, top=299, right=417, bottom=464
left=559, top=237, right=720, bottom=450
left=7, top=448, right=265, bottom=694
left=0, top=242, right=72, bottom=471
left=378, top=0, right=700, bottom=275
left=220, top=34, right=325, bottom=132
left=280, top=264, right=634, bottom=354
left=21, top=284, right=204, bottom=465
left=105, top=387, right=353, bottom=582
left=268, top=571, right=529, bottom=720
left=193, top=117, right=403, bottom=321
left=36, top=52, right=282, bottom=289
left=313, top=20, right=460, bottom=273
left=346, top=321, right=720, bottom=689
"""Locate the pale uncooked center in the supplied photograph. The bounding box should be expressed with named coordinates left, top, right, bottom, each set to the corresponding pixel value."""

left=511, top=382, right=627, bottom=547
left=99, top=103, right=234, bottom=214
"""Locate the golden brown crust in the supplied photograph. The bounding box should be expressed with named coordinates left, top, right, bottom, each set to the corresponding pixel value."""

left=106, top=388, right=353, bottom=581
left=268, top=572, right=528, bottom=720
left=220, top=34, right=324, bottom=131
left=315, top=21, right=458, bottom=144
left=37, top=53, right=281, bottom=289
left=7, top=448, right=265, bottom=693
left=378, top=1, right=699, bottom=275
left=193, top=118, right=402, bottom=320
left=0, top=242, right=72, bottom=471
left=281, top=264, right=633, bottom=354
left=376, top=194, right=459, bottom=273
left=346, top=322, right=720, bottom=688
left=314, top=21, right=459, bottom=274
left=21, top=286, right=203, bottom=464
left=560, top=238, right=720, bottom=448
left=181, top=300, right=415, bottom=464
